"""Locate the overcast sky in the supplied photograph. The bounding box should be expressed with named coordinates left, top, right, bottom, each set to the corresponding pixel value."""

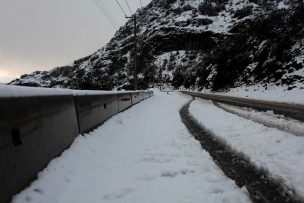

left=0, top=0, right=151, bottom=83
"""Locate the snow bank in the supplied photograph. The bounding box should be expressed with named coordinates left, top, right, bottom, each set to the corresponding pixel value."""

left=217, top=103, right=304, bottom=137
left=211, top=84, right=304, bottom=105
left=12, top=92, right=249, bottom=203
left=189, top=99, right=304, bottom=199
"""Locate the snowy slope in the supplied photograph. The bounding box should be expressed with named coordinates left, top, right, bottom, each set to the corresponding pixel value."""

left=10, top=0, right=304, bottom=93
left=12, top=92, right=250, bottom=203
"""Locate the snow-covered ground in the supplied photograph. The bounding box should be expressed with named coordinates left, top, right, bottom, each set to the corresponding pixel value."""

left=189, top=98, right=304, bottom=199
left=209, top=84, right=304, bottom=105
left=216, top=103, right=304, bottom=137
left=12, top=91, right=250, bottom=203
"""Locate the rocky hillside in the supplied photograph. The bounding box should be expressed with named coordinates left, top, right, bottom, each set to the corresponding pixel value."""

left=10, top=0, right=304, bottom=91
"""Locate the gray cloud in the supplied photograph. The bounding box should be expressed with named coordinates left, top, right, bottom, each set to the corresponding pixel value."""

left=0, top=0, right=151, bottom=83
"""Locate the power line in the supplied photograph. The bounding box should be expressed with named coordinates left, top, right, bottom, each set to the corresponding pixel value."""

left=92, top=0, right=112, bottom=26
left=115, top=0, right=139, bottom=89
left=96, top=0, right=119, bottom=26
left=125, top=0, right=133, bottom=15
left=115, top=0, right=127, bottom=17
left=92, top=0, right=117, bottom=28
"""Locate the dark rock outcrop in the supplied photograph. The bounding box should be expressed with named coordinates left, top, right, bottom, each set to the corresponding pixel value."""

left=10, top=0, right=304, bottom=91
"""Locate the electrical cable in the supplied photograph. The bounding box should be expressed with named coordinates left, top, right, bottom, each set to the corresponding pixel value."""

left=96, top=0, right=119, bottom=26
left=92, top=0, right=117, bottom=28
left=115, top=0, right=128, bottom=17
left=125, top=0, right=133, bottom=15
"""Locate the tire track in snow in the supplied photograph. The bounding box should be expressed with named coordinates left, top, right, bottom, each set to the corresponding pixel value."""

left=180, top=99, right=302, bottom=203
left=213, top=102, right=304, bottom=137
left=181, top=91, right=304, bottom=123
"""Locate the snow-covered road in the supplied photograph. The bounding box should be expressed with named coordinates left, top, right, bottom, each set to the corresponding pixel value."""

left=215, top=102, right=304, bottom=137
left=12, top=92, right=249, bottom=203
left=190, top=99, right=304, bottom=199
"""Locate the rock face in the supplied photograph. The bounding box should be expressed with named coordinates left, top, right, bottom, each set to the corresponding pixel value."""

left=10, top=0, right=304, bottom=91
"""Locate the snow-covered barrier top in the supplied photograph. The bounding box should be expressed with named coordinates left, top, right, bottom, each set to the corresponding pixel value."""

left=0, top=84, right=72, bottom=97
left=0, top=85, right=153, bottom=203
left=0, top=85, right=152, bottom=97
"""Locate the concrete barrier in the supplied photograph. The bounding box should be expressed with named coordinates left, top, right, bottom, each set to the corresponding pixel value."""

left=145, top=92, right=149, bottom=99
left=118, top=93, right=132, bottom=112
left=142, top=92, right=147, bottom=100
left=146, top=92, right=151, bottom=99
left=0, top=89, right=153, bottom=203
left=72, top=91, right=154, bottom=134
left=131, top=92, right=141, bottom=104
left=74, top=91, right=154, bottom=134
left=141, top=92, right=146, bottom=101
left=130, top=91, right=153, bottom=105
left=0, top=95, right=79, bottom=203
left=74, top=94, right=119, bottom=134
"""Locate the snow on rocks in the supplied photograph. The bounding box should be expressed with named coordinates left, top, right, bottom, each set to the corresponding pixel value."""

left=189, top=98, right=304, bottom=199
left=12, top=92, right=250, bottom=203
left=278, top=1, right=290, bottom=9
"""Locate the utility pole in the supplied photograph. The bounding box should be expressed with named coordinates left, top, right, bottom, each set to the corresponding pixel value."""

left=153, top=65, right=155, bottom=88
left=144, top=61, right=154, bottom=88
left=126, top=15, right=138, bottom=90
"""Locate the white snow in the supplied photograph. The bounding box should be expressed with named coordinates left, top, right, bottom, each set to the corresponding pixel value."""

left=12, top=92, right=250, bottom=203
left=0, top=84, right=149, bottom=97
left=278, top=1, right=290, bottom=9
left=72, top=89, right=131, bottom=96
left=189, top=98, right=304, bottom=199
left=175, top=11, right=193, bottom=22
left=211, top=84, right=304, bottom=105
left=0, top=84, right=72, bottom=97
left=216, top=103, right=304, bottom=137
left=206, top=12, right=233, bottom=34
left=153, top=51, right=189, bottom=81
left=258, top=40, right=268, bottom=50
left=291, top=39, right=304, bottom=65
left=284, top=68, right=304, bottom=78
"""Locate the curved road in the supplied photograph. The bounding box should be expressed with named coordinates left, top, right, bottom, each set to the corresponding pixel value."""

left=180, top=99, right=302, bottom=203
left=181, top=91, right=304, bottom=122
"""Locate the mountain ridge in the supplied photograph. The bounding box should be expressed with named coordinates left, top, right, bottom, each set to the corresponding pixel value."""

left=10, top=0, right=304, bottom=91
